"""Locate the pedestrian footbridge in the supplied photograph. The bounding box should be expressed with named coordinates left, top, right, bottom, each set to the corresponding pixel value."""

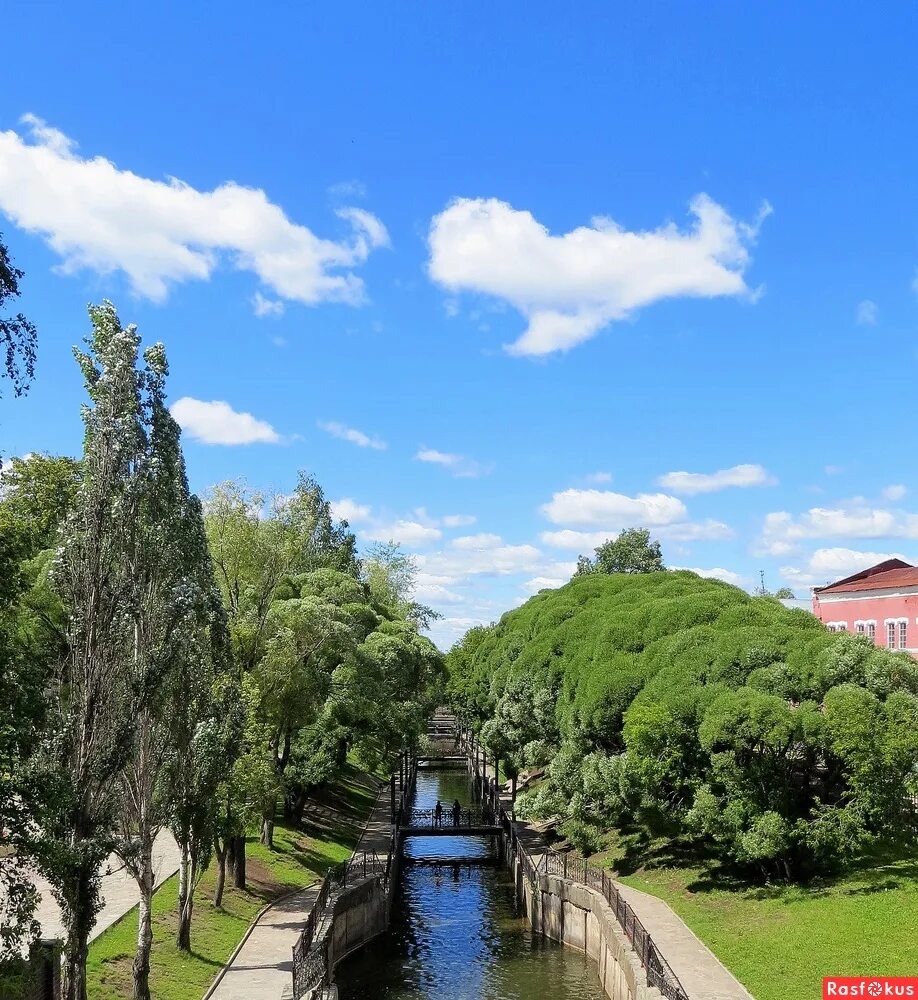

left=398, top=807, right=501, bottom=838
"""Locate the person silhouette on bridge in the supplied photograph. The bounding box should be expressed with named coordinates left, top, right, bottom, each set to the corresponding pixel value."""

left=451, top=799, right=461, bottom=827
left=435, top=800, right=443, bottom=827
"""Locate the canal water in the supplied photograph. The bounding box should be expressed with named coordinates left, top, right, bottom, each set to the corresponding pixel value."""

left=336, top=768, right=606, bottom=1000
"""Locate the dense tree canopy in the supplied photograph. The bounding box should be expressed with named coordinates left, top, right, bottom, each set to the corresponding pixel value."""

left=447, top=572, right=918, bottom=878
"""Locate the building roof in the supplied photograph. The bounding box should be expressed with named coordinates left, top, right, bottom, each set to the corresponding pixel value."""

left=814, top=558, right=918, bottom=595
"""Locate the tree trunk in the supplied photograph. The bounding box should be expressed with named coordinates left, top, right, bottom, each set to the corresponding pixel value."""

left=175, top=844, right=189, bottom=948
left=61, top=857, right=94, bottom=1000
left=213, top=841, right=227, bottom=908
left=176, top=853, right=196, bottom=951
left=232, top=835, right=246, bottom=889
left=132, top=840, right=154, bottom=1000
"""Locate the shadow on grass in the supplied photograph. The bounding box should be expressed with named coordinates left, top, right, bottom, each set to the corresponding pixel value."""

left=604, top=823, right=918, bottom=904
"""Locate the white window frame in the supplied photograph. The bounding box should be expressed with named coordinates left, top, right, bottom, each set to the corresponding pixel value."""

left=826, top=621, right=848, bottom=633
left=884, top=617, right=908, bottom=648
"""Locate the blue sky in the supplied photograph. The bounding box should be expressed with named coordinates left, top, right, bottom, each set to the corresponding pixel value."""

left=3, top=2, right=918, bottom=646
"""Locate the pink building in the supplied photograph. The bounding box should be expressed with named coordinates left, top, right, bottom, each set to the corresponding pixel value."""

left=811, top=558, right=918, bottom=654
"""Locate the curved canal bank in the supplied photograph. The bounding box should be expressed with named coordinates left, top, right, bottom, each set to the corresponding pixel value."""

left=334, top=768, right=607, bottom=1000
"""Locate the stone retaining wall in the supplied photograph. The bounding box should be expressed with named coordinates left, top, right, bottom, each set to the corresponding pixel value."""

left=510, top=849, right=662, bottom=1000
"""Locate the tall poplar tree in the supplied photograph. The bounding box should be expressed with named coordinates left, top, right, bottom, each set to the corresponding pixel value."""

left=43, top=303, right=144, bottom=1000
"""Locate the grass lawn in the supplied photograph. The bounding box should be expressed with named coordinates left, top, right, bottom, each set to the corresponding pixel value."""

left=595, top=831, right=918, bottom=1000
left=86, top=764, right=381, bottom=1000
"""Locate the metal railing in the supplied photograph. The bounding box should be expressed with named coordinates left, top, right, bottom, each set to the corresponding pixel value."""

left=291, top=851, right=395, bottom=998
left=406, top=807, right=496, bottom=828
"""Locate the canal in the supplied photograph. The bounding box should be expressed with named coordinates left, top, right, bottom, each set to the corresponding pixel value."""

left=335, top=767, right=606, bottom=1000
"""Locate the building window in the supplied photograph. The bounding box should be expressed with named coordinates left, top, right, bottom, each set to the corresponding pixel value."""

left=855, top=622, right=865, bottom=634
left=867, top=622, right=876, bottom=641
left=888, top=622, right=897, bottom=647
left=899, top=621, right=908, bottom=649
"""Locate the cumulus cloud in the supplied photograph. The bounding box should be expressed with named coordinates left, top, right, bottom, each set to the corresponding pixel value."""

left=418, top=536, right=544, bottom=578
left=364, top=520, right=442, bottom=547
left=415, top=447, right=490, bottom=478
left=330, top=498, right=372, bottom=524
left=427, top=193, right=768, bottom=356
left=0, top=114, right=388, bottom=303
left=759, top=505, right=918, bottom=555
left=658, top=463, right=775, bottom=495
left=676, top=566, right=746, bottom=586
left=780, top=547, right=906, bottom=588
left=541, top=488, right=688, bottom=527
left=856, top=299, right=878, bottom=325
left=318, top=420, right=386, bottom=450
left=882, top=484, right=908, bottom=501
left=540, top=520, right=732, bottom=550
left=171, top=397, right=280, bottom=445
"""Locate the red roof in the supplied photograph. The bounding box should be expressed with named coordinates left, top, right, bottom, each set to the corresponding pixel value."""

left=814, top=558, right=918, bottom=595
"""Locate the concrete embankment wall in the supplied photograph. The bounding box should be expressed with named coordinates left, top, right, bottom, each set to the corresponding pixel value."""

left=509, top=844, right=661, bottom=1000
left=303, top=853, right=400, bottom=1000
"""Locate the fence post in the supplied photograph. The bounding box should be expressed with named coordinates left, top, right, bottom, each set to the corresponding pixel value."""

left=563, top=853, right=568, bottom=879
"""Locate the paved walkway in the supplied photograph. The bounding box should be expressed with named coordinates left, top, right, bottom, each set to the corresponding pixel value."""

left=615, top=882, right=755, bottom=1000
left=25, top=829, right=180, bottom=943
left=205, top=884, right=322, bottom=1000
left=207, top=778, right=391, bottom=1000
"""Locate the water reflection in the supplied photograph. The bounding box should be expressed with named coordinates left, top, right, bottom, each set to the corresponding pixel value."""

left=336, top=770, right=605, bottom=1000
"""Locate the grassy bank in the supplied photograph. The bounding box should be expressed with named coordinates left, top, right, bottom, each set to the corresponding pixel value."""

left=597, top=832, right=918, bottom=1000
left=86, top=764, right=380, bottom=1000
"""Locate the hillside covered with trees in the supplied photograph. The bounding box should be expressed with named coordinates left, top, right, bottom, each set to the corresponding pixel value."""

left=447, top=570, right=918, bottom=880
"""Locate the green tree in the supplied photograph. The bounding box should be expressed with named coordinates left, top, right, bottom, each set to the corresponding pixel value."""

left=0, top=232, right=37, bottom=402
left=0, top=453, right=81, bottom=556
left=41, top=303, right=146, bottom=1000
left=576, top=527, right=664, bottom=575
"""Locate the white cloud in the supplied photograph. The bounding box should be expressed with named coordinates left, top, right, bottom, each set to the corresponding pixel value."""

left=451, top=532, right=503, bottom=550
left=824, top=465, right=844, bottom=476
left=856, top=299, right=878, bottom=325
left=418, top=537, right=544, bottom=577
left=759, top=505, right=918, bottom=554
left=780, top=547, right=906, bottom=588
left=318, top=421, right=386, bottom=450
left=0, top=114, right=388, bottom=304
left=412, top=582, right=465, bottom=604
left=882, top=484, right=908, bottom=501
left=415, top=447, right=490, bottom=478
left=427, top=193, right=768, bottom=356
left=540, top=519, right=732, bottom=550
left=171, top=397, right=280, bottom=445
left=252, top=291, right=285, bottom=318
left=522, top=575, right=569, bottom=594
left=364, top=520, right=442, bottom=546
left=657, top=463, right=775, bottom=495
left=330, top=498, right=372, bottom=524
left=541, top=488, right=688, bottom=527
left=585, top=471, right=612, bottom=484
left=676, top=566, right=746, bottom=586
left=442, top=513, right=477, bottom=527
